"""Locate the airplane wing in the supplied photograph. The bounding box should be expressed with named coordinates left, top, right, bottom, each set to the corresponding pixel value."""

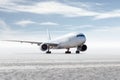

left=3, top=40, right=58, bottom=46
left=4, top=40, right=42, bottom=45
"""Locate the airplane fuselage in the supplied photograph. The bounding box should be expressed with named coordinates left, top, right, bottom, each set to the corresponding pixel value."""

left=50, top=33, right=86, bottom=49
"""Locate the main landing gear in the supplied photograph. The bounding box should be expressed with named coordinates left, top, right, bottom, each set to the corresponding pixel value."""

left=76, top=50, right=80, bottom=54
left=46, top=47, right=51, bottom=54
left=46, top=50, right=51, bottom=54
left=75, top=46, right=81, bottom=54
left=45, top=47, right=81, bottom=54
left=65, top=48, right=71, bottom=54
left=65, top=48, right=80, bottom=54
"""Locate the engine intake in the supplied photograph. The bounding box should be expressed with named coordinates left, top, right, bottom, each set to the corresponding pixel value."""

left=40, top=44, right=48, bottom=51
left=81, top=45, right=87, bottom=51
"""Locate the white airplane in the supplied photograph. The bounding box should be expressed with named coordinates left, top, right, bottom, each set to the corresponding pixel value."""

left=4, top=32, right=87, bottom=54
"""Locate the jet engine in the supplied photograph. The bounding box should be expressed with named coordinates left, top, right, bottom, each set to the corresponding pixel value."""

left=81, top=44, right=87, bottom=51
left=40, top=44, right=48, bottom=51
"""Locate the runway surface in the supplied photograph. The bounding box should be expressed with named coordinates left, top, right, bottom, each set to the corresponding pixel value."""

left=0, top=55, right=120, bottom=80
left=0, top=42, right=120, bottom=80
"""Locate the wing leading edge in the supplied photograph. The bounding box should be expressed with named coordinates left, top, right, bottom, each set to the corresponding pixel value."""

left=3, top=40, right=58, bottom=47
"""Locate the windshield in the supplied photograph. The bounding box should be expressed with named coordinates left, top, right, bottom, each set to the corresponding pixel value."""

left=76, top=34, right=85, bottom=37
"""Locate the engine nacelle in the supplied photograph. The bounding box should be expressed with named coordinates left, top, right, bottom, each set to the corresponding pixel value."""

left=81, top=45, right=87, bottom=51
left=40, top=44, right=48, bottom=51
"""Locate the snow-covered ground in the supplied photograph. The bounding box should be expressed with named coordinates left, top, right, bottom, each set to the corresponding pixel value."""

left=0, top=61, right=120, bottom=80
left=0, top=41, right=120, bottom=80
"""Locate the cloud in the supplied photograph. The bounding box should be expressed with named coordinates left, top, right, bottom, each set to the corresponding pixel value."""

left=65, top=25, right=94, bottom=31
left=0, top=19, right=48, bottom=40
left=40, top=22, right=59, bottom=26
left=0, top=19, right=19, bottom=39
left=0, top=19, right=14, bottom=34
left=15, top=20, right=59, bottom=26
left=0, top=1, right=99, bottom=17
left=64, top=1, right=103, bottom=9
left=95, top=10, right=120, bottom=19
left=0, top=0, right=26, bottom=5
left=15, top=20, right=36, bottom=27
left=0, top=1, right=120, bottom=19
left=0, top=0, right=14, bottom=4
left=92, top=26, right=120, bottom=32
left=0, top=19, right=10, bottom=30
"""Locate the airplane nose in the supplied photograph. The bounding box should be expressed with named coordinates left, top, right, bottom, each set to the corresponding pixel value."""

left=81, top=35, right=86, bottom=43
left=81, top=36, right=86, bottom=43
left=84, top=36, right=86, bottom=42
left=76, top=33, right=86, bottom=43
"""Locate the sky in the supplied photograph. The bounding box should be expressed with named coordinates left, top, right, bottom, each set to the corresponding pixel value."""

left=0, top=0, right=120, bottom=55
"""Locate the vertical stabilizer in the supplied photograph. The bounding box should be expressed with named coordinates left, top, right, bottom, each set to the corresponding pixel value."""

left=47, top=29, right=51, bottom=41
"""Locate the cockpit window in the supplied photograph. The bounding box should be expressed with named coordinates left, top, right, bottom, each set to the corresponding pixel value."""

left=76, top=34, right=85, bottom=37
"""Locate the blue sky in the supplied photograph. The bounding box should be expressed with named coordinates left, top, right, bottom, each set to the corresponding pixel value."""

left=0, top=0, right=120, bottom=50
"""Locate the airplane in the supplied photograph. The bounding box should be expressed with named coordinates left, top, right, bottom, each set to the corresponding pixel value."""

left=4, top=32, right=87, bottom=54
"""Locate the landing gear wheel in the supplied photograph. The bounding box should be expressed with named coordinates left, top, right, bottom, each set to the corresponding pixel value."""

left=65, top=51, right=71, bottom=54
left=46, top=51, right=51, bottom=54
left=76, top=51, right=80, bottom=54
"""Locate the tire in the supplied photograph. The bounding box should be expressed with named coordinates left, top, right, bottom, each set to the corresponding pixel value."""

left=65, top=51, right=71, bottom=54
left=46, top=51, right=51, bottom=54
left=76, top=51, right=80, bottom=54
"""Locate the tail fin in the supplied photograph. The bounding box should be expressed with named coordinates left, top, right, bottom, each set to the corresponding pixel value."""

left=47, top=29, right=51, bottom=41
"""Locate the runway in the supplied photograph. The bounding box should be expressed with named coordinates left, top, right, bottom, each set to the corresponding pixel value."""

left=0, top=57, right=120, bottom=80
left=0, top=61, right=120, bottom=80
left=0, top=42, right=120, bottom=80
